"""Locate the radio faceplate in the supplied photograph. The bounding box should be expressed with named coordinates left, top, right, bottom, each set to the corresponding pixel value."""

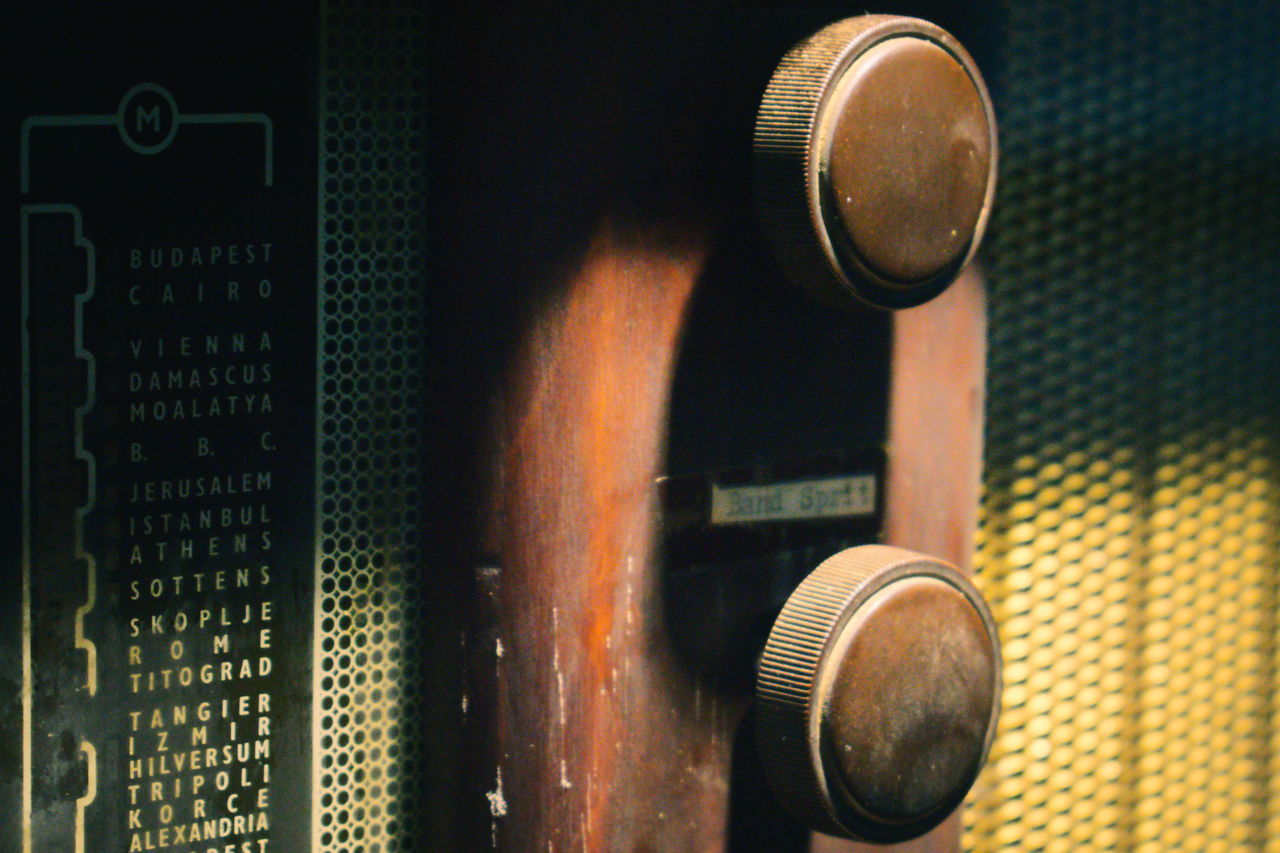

left=9, top=5, right=431, bottom=851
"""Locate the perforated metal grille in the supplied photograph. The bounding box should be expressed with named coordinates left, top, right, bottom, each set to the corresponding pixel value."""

left=314, top=2, right=428, bottom=851
left=965, top=1, right=1280, bottom=850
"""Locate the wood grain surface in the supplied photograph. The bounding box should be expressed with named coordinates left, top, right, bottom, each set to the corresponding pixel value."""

left=433, top=6, right=757, bottom=848
left=475, top=222, right=747, bottom=852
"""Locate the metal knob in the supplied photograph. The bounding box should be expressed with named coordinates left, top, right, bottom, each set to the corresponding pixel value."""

left=756, top=545, right=1001, bottom=842
left=754, top=16, right=998, bottom=310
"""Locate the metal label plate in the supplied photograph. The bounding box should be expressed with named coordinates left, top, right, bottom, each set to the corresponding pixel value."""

left=710, top=474, right=877, bottom=525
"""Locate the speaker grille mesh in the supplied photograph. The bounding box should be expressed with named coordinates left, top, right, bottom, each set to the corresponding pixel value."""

left=315, top=2, right=429, bottom=851
left=966, top=1, right=1280, bottom=850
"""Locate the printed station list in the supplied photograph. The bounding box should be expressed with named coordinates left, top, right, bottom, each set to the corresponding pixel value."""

left=118, top=243, right=280, bottom=853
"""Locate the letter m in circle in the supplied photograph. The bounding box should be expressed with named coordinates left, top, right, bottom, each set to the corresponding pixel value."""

left=136, top=104, right=161, bottom=132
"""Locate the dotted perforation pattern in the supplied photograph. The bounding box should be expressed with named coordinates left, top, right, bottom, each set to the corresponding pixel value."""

left=315, top=2, right=429, bottom=852
left=965, top=1, right=1280, bottom=851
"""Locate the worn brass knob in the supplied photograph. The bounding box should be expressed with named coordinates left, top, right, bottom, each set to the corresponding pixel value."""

left=756, top=545, right=1001, bottom=842
left=755, top=16, right=997, bottom=310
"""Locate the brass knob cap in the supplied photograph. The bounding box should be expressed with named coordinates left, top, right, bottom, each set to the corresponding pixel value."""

left=755, top=16, right=997, bottom=310
left=756, top=545, right=1001, bottom=842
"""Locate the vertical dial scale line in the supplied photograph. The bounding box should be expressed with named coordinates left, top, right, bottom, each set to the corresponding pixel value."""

left=70, top=207, right=100, bottom=699
left=69, top=207, right=101, bottom=850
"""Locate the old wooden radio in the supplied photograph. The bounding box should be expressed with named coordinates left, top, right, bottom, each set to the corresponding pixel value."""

left=11, top=1, right=1277, bottom=852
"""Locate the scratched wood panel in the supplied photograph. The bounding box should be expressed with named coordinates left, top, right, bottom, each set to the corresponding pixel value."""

left=432, top=5, right=758, bottom=851
left=475, top=226, right=732, bottom=851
